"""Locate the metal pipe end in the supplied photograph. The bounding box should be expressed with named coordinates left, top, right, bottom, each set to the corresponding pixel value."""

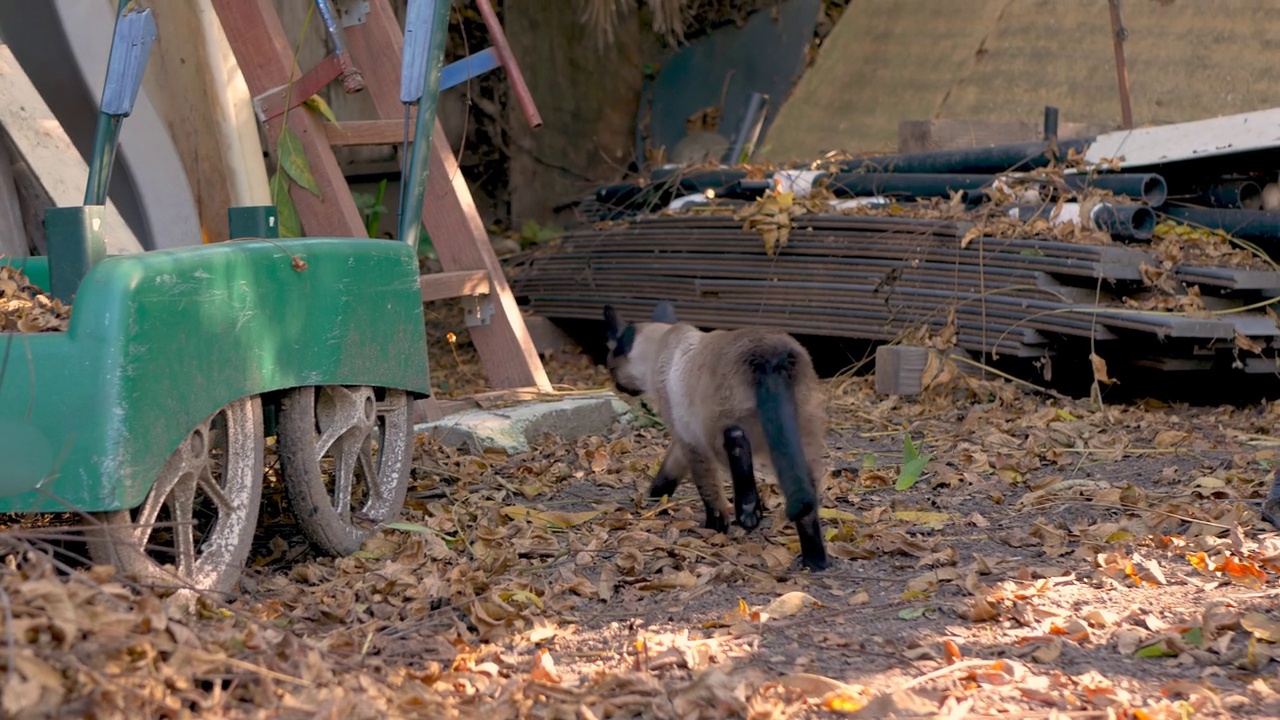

left=1140, top=175, right=1168, bottom=207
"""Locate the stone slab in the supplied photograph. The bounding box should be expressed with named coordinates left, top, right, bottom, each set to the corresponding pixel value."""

left=414, top=391, right=632, bottom=455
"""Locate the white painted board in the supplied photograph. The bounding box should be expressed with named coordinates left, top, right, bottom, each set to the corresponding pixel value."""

left=1082, top=107, right=1280, bottom=168
left=0, top=44, right=143, bottom=254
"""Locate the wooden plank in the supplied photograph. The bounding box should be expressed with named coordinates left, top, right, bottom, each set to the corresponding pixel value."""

left=211, top=0, right=366, bottom=239
left=412, top=396, right=448, bottom=423
left=1082, top=107, right=1280, bottom=168
left=0, top=46, right=143, bottom=254
left=325, top=119, right=416, bottom=147
left=0, top=135, right=29, bottom=258
left=343, top=0, right=551, bottom=392
left=420, top=269, right=490, bottom=302
left=873, top=345, right=929, bottom=396
left=141, top=0, right=275, bottom=243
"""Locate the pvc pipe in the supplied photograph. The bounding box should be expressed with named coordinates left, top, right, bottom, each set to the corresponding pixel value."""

left=827, top=171, right=1164, bottom=206
left=1008, top=202, right=1155, bottom=240
left=1061, top=172, right=1167, bottom=206
left=1196, top=180, right=1261, bottom=209
left=1161, top=206, right=1280, bottom=241
left=826, top=172, right=989, bottom=200
left=848, top=137, right=1094, bottom=175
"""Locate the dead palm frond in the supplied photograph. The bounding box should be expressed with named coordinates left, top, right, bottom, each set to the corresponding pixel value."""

left=578, top=0, right=689, bottom=50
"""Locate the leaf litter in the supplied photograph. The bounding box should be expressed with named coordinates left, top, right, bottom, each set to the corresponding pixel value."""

left=4, top=303, right=1280, bottom=716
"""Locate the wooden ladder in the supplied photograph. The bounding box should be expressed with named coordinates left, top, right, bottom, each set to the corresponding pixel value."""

left=211, top=0, right=551, bottom=418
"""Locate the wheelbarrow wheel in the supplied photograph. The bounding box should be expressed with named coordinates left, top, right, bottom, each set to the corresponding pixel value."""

left=277, top=385, right=413, bottom=556
left=87, top=395, right=265, bottom=610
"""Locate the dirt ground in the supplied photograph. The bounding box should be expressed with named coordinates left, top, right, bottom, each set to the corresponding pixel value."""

left=6, top=308, right=1280, bottom=718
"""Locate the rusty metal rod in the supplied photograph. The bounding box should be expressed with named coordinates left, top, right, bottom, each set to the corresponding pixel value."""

left=475, top=0, right=542, bottom=129
left=1108, top=0, right=1134, bottom=129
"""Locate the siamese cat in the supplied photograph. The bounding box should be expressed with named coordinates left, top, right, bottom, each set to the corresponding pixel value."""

left=603, top=302, right=828, bottom=570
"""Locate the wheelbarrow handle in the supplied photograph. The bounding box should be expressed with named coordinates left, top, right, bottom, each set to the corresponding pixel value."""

left=474, top=0, right=542, bottom=130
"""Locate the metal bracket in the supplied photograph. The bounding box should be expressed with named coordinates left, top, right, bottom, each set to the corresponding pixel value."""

left=400, top=0, right=439, bottom=104
left=101, top=8, right=158, bottom=116
left=334, top=0, right=370, bottom=26
left=462, top=293, right=494, bottom=327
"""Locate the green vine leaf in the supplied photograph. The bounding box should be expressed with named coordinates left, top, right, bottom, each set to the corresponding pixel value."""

left=895, top=433, right=932, bottom=491
left=271, top=169, right=302, bottom=238
left=277, top=126, right=321, bottom=197
left=304, top=93, right=340, bottom=127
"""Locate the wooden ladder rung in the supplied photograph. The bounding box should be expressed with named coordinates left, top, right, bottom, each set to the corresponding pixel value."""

left=419, top=269, right=491, bottom=302
left=324, top=119, right=414, bottom=147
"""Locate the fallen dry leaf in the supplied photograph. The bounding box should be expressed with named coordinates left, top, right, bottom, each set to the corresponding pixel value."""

left=756, top=591, right=823, bottom=621
left=531, top=647, right=563, bottom=683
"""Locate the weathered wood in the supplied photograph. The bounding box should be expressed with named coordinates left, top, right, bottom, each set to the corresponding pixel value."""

left=212, top=0, right=366, bottom=238
left=419, top=269, right=490, bottom=302
left=4, top=133, right=48, bottom=254
left=0, top=45, right=142, bottom=254
left=412, top=396, right=446, bottom=423
left=0, top=135, right=29, bottom=258
left=343, top=0, right=551, bottom=391
left=897, top=119, right=1112, bottom=154
left=142, top=0, right=273, bottom=242
left=325, top=119, right=416, bottom=147
left=273, top=0, right=392, bottom=173
left=873, top=345, right=930, bottom=396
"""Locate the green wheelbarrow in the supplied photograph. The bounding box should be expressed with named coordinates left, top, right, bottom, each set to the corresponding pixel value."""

left=0, top=0, right=452, bottom=607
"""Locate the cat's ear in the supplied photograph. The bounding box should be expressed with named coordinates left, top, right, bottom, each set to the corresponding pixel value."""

left=604, top=304, right=625, bottom=341
left=651, top=301, right=678, bottom=324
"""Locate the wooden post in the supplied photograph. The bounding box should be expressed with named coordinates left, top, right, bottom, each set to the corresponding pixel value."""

left=0, top=136, right=29, bottom=258
left=212, top=0, right=367, bottom=238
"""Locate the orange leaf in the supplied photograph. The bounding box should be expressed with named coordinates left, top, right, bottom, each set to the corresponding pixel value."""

left=1220, top=556, right=1267, bottom=588
left=943, top=639, right=963, bottom=663
left=531, top=648, right=562, bottom=684
left=1186, top=552, right=1211, bottom=573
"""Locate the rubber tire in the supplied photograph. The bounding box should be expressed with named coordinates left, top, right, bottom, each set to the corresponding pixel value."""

left=277, top=385, right=413, bottom=557
left=87, top=395, right=264, bottom=609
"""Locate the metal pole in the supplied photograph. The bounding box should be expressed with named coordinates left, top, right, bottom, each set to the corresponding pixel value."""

left=396, top=0, right=451, bottom=250
left=1108, top=0, right=1134, bottom=129
left=83, top=0, right=132, bottom=206
left=475, top=0, right=542, bottom=129
left=313, top=0, right=364, bottom=93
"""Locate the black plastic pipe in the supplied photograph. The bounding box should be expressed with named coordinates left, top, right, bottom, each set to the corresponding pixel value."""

left=1008, top=203, right=1156, bottom=240
left=847, top=136, right=1095, bottom=175
left=825, top=172, right=988, bottom=200
left=826, top=170, right=1164, bottom=206
left=1061, top=172, right=1167, bottom=206
left=1196, top=180, right=1262, bottom=209
left=1043, top=106, right=1059, bottom=143
left=594, top=169, right=763, bottom=218
left=1161, top=207, right=1280, bottom=241
left=595, top=164, right=1161, bottom=220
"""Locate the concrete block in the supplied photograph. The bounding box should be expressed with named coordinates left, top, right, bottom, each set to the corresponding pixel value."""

left=414, top=390, right=632, bottom=455
left=874, top=345, right=932, bottom=396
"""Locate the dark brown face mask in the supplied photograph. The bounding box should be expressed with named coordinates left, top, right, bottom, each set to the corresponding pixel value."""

left=603, top=304, right=642, bottom=395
